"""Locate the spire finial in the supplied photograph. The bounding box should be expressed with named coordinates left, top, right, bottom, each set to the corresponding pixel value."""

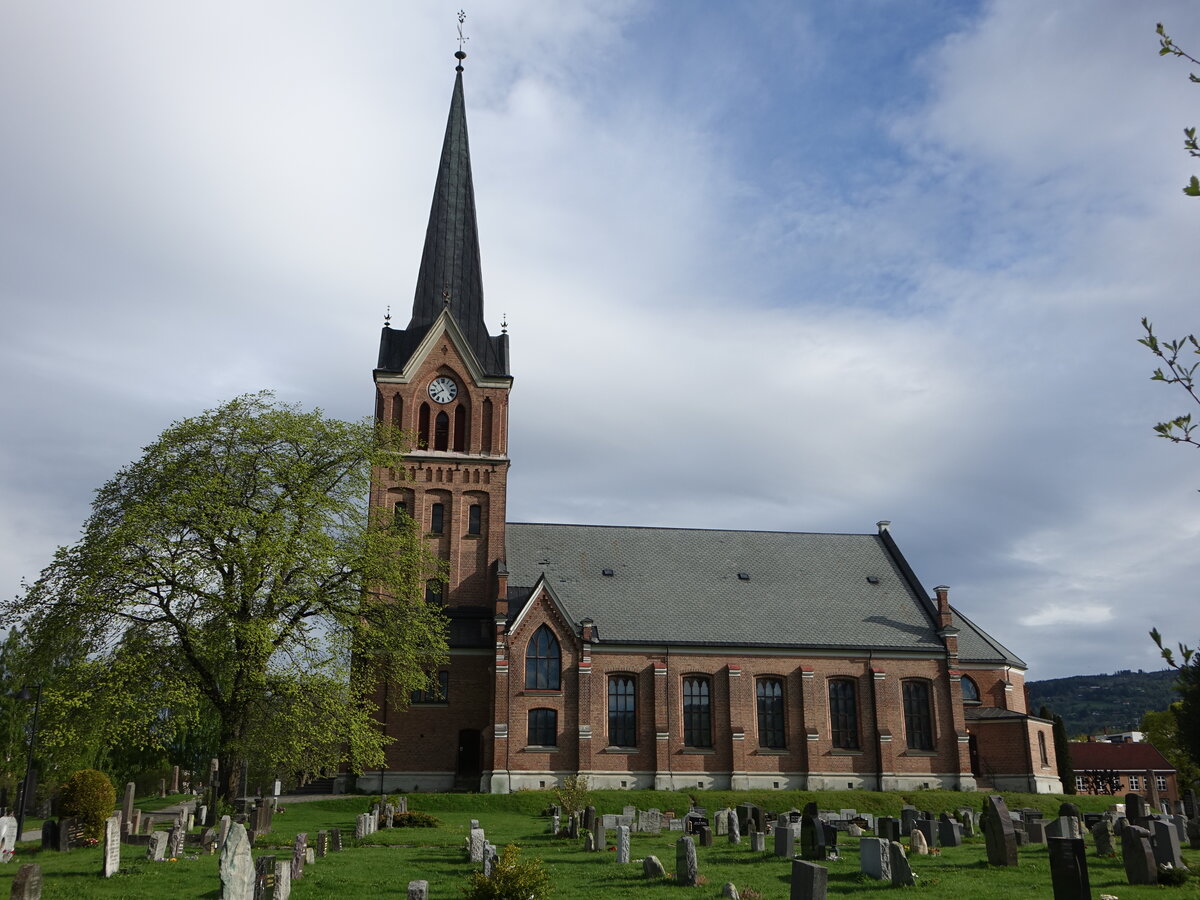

left=501, top=312, right=508, bottom=334
left=442, top=287, right=452, bottom=308
left=384, top=305, right=391, bottom=327
left=455, top=11, right=468, bottom=71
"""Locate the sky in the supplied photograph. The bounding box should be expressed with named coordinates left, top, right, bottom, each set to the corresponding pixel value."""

left=2, top=1, right=1199, bottom=682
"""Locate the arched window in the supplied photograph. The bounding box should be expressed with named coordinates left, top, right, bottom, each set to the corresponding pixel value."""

left=1038, top=731, right=1049, bottom=766
left=525, top=626, right=560, bottom=690
left=481, top=398, right=493, bottom=454
left=390, top=394, right=403, bottom=428
left=430, top=503, right=444, bottom=535
left=468, top=504, right=482, bottom=535
left=418, top=403, right=430, bottom=448
left=453, top=404, right=468, bottom=452
left=434, top=411, right=449, bottom=451
left=960, top=675, right=981, bottom=705
left=683, top=676, right=712, bottom=748
left=528, top=708, right=557, bottom=746
left=375, top=389, right=385, bottom=422
left=829, top=679, right=859, bottom=750
left=757, top=677, right=785, bottom=748
left=903, top=680, right=934, bottom=750
left=608, top=675, right=636, bottom=747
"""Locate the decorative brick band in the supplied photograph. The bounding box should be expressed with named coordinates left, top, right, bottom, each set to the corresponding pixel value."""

left=656, top=732, right=669, bottom=741
left=495, top=724, right=508, bottom=739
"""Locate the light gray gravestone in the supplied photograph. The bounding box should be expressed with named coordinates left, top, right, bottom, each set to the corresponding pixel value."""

left=483, top=842, right=499, bottom=877
left=1046, top=816, right=1081, bottom=840
left=10, top=864, right=42, bottom=900
left=355, top=814, right=369, bottom=839
left=641, top=808, right=662, bottom=833
left=1047, top=837, right=1091, bottom=900
left=714, top=808, right=730, bottom=835
left=751, top=830, right=766, bottom=852
left=790, top=858, right=827, bottom=900
left=146, top=830, right=168, bottom=861
left=549, top=814, right=559, bottom=834
left=595, top=823, right=608, bottom=851
left=1152, top=818, right=1183, bottom=869
left=722, top=882, right=740, bottom=899
left=643, top=855, right=666, bottom=878
left=910, top=826, right=929, bottom=855
left=382, top=803, right=394, bottom=828
left=274, top=859, right=292, bottom=900
left=304, top=847, right=314, bottom=865
left=616, top=824, right=630, bottom=863
left=774, top=820, right=794, bottom=857
left=729, top=821, right=741, bottom=844
left=983, top=795, right=1019, bottom=866
left=291, top=832, right=307, bottom=881
left=121, top=782, right=135, bottom=833
left=889, top=841, right=915, bottom=887
left=676, top=835, right=699, bottom=886
left=408, top=881, right=429, bottom=900
left=1120, top=824, right=1157, bottom=885
left=847, top=823, right=863, bottom=837
left=220, top=823, right=255, bottom=900
left=860, top=837, right=891, bottom=881
left=469, top=827, right=486, bottom=862
left=219, top=815, right=232, bottom=851
left=1091, top=818, right=1115, bottom=855
left=623, top=805, right=637, bottom=820
left=167, top=824, right=186, bottom=859
left=0, top=816, right=18, bottom=855
left=102, top=815, right=121, bottom=877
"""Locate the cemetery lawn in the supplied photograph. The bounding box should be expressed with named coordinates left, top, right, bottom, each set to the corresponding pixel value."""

left=0, top=789, right=1195, bottom=898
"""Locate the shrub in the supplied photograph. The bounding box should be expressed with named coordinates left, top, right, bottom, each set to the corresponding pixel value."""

left=1159, top=864, right=1190, bottom=886
left=393, top=811, right=441, bottom=828
left=462, top=844, right=551, bottom=900
left=553, top=774, right=590, bottom=817
left=59, top=769, right=117, bottom=841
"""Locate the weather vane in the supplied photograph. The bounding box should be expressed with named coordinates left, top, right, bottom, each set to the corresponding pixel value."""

left=442, top=287, right=452, bottom=308
left=501, top=312, right=508, bottom=334
left=456, top=11, right=469, bottom=62
left=384, top=305, right=391, bottom=327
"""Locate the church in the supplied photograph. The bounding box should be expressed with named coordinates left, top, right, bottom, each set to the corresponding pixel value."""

left=365, top=54, right=1062, bottom=796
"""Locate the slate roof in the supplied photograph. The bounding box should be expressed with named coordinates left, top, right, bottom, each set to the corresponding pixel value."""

left=1068, top=740, right=1174, bottom=772
left=379, top=66, right=508, bottom=377
left=953, top=606, right=1026, bottom=668
left=964, top=707, right=1047, bottom=722
left=507, top=522, right=985, bottom=655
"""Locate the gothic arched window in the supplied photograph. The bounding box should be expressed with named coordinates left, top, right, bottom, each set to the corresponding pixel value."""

left=434, top=412, right=449, bottom=451
left=418, top=403, right=430, bottom=448
left=453, top=404, right=468, bottom=452
left=525, top=626, right=560, bottom=690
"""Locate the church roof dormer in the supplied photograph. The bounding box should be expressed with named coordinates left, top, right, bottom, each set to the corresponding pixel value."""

left=378, top=53, right=509, bottom=377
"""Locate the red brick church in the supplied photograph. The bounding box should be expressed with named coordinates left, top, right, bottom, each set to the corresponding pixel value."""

left=365, top=56, right=1061, bottom=796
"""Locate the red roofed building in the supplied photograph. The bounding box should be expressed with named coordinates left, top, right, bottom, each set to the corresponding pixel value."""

left=1069, top=740, right=1178, bottom=807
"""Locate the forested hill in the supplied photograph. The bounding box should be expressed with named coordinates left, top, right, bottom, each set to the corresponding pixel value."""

left=1025, top=669, right=1177, bottom=736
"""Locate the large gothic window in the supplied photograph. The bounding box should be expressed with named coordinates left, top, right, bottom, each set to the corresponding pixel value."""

left=434, top=411, right=449, bottom=451
left=757, top=677, right=785, bottom=748
left=683, top=676, right=712, bottom=748
left=525, top=626, right=560, bottom=690
left=829, top=679, right=859, bottom=750
left=608, top=675, right=636, bottom=747
left=903, top=680, right=934, bottom=750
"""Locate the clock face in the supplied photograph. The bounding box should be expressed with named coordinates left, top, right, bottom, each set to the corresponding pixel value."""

left=428, top=376, right=458, bottom=404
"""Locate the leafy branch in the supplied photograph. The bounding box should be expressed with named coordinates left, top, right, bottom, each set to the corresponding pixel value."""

left=1151, top=627, right=1195, bottom=669
left=1138, top=318, right=1200, bottom=448
left=1157, top=23, right=1200, bottom=196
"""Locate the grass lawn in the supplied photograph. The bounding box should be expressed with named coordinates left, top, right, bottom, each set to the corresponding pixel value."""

left=0, top=789, right=1195, bottom=898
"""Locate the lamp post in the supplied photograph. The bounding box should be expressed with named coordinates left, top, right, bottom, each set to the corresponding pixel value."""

left=13, top=684, right=42, bottom=843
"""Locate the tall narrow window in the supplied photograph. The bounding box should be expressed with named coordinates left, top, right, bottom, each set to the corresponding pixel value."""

left=608, top=676, right=636, bottom=747
left=683, top=676, right=712, bottom=748
left=467, top=504, right=482, bottom=535
left=903, top=680, right=934, bottom=751
left=411, top=671, right=449, bottom=704
left=424, top=580, right=444, bottom=605
left=757, top=677, right=785, bottom=748
left=481, top=398, right=494, bottom=453
left=829, top=679, right=859, bottom=750
left=394, top=500, right=408, bottom=524
left=418, top=403, right=430, bottom=448
left=525, top=625, right=560, bottom=690
left=390, top=395, right=403, bottom=428
left=453, top=404, right=468, bottom=452
left=960, top=675, right=980, bottom=705
left=430, top=503, right=444, bottom=534
left=375, top=389, right=384, bottom=422
left=528, top=708, right=557, bottom=746
left=434, top=411, right=449, bottom=451
left=1037, top=731, right=1049, bottom=766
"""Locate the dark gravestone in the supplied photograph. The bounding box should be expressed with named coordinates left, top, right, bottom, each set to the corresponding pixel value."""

left=1048, top=837, right=1090, bottom=900
left=1124, top=793, right=1147, bottom=823
left=10, top=864, right=42, bottom=900
left=292, top=832, right=307, bottom=880
left=316, top=830, right=329, bottom=858
left=675, top=836, right=698, bottom=887
left=1121, top=824, right=1157, bottom=885
left=982, top=795, right=1019, bottom=866
left=800, top=817, right=827, bottom=860
left=1091, top=818, right=1116, bottom=856
left=40, top=819, right=57, bottom=851
left=59, top=817, right=86, bottom=852
left=254, top=855, right=276, bottom=900
left=583, top=806, right=596, bottom=835
left=1151, top=818, right=1183, bottom=869
left=1026, top=820, right=1047, bottom=843
left=330, top=827, right=343, bottom=853
left=938, top=813, right=962, bottom=847
left=1188, top=818, right=1200, bottom=851
left=889, top=841, right=916, bottom=887
left=790, top=858, right=827, bottom=900
left=876, top=816, right=900, bottom=843
left=900, top=805, right=918, bottom=835
left=1183, top=788, right=1196, bottom=819
left=914, top=818, right=938, bottom=849
left=698, top=825, right=713, bottom=847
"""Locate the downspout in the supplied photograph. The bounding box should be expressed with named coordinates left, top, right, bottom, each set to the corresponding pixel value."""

left=868, top=651, right=883, bottom=791
left=666, top=645, right=674, bottom=783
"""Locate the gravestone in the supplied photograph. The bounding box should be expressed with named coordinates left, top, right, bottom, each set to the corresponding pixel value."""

left=909, top=828, right=928, bottom=855
left=167, top=825, right=185, bottom=859
left=1026, top=820, right=1047, bottom=843
left=595, top=823, right=608, bottom=851
left=888, top=841, right=916, bottom=887
left=583, top=805, right=596, bottom=835
left=1125, top=793, right=1147, bottom=823
left=40, top=819, right=57, bottom=851
left=900, top=805, right=918, bottom=835
left=219, top=815, right=232, bottom=851
left=170, top=765, right=180, bottom=793
left=960, top=809, right=978, bottom=837
left=676, top=835, right=698, bottom=886
left=291, top=832, right=307, bottom=880
left=1046, top=817, right=1081, bottom=840
left=355, top=814, right=370, bottom=839
left=469, top=828, right=486, bottom=862
left=121, top=782, right=135, bottom=834
left=304, top=847, right=314, bottom=865
left=146, top=831, right=168, bottom=861
left=643, top=855, right=666, bottom=878
left=102, top=815, right=121, bottom=877
left=1187, top=818, right=1200, bottom=851
left=315, top=830, right=328, bottom=858
left=220, top=823, right=256, bottom=900
left=860, top=837, right=892, bottom=881
left=774, top=821, right=794, bottom=857
left=1058, top=802, right=1081, bottom=821
left=1183, top=788, right=1196, bottom=819
left=59, top=817, right=86, bottom=852
left=729, top=821, right=741, bottom=845
left=1091, top=818, right=1115, bottom=856
left=254, top=855, right=276, bottom=900
left=982, top=795, right=1019, bottom=866
left=1151, top=818, right=1183, bottom=869
left=790, top=858, right=827, bottom=900
left=876, top=816, right=900, bottom=842
left=0, top=816, right=18, bottom=855
left=846, top=823, right=863, bottom=837
left=274, top=859, right=291, bottom=900
left=800, top=809, right=828, bottom=860
left=330, top=827, right=343, bottom=853
left=483, top=842, right=499, bottom=877
left=751, top=831, right=765, bottom=852
left=914, top=818, right=937, bottom=848
left=698, top=824, right=713, bottom=847
left=408, top=881, right=428, bottom=900
left=938, top=812, right=962, bottom=847
left=10, top=864, right=42, bottom=900
left=568, top=812, right=579, bottom=839
left=1172, top=814, right=1187, bottom=843
left=1048, top=837, right=1090, bottom=900
left=616, top=824, right=630, bottom=863
left=623, top=804, right=637, bottom=820
left=1120, top=824, right=1157, bottom=886
left=722, top=882, right=740, bottom=899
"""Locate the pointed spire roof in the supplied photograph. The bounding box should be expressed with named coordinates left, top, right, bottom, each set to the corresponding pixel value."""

left=380, top=61, right=506, bottom=376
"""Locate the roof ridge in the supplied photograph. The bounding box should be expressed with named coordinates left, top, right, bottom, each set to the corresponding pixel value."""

left=506, top=521, right=873, bottom=537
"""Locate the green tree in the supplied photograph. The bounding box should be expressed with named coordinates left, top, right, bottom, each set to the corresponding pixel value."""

left=1141, top=705, right=1200, bottom=787
left=1157, top=23, right=1200, bottom=196
left=2, top=392, right=448, bottom=801
left=1041, top=705, right=1076, bottom=794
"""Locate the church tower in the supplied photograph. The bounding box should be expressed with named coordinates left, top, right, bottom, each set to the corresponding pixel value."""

left=371, top=50, right=511, bottom=790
